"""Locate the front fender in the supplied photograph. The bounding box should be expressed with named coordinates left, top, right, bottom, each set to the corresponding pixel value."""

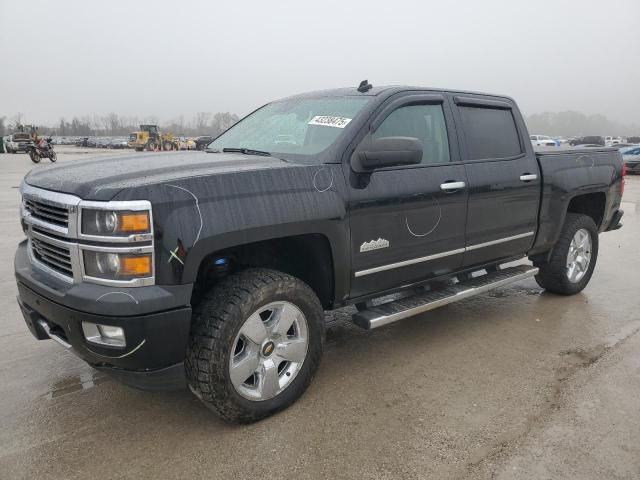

left=114, top=164, right=350, bottom=298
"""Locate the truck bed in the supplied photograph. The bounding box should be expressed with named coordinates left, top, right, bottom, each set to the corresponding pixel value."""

left=531, top=146, right=623, bottom=256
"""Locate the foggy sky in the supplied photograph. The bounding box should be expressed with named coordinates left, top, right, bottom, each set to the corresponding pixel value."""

left=1, top=0, right=638, bottom=126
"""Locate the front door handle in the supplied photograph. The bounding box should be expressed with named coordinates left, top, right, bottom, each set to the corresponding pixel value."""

left=440, top=181, right=466, bottom=191
left=519, top=174, right=538, bottom=182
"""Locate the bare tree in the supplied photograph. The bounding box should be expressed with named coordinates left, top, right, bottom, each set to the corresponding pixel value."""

left=10, top=113, right=23, bottom=132
left=58, top=118, right=67, bottom=136
left=194, top=112, right=211, bottom=134
left=143, top=115, right=159, bottom=126
left=211, top=112, right=239, bottom=136
left=11, top=111, right=243, bottom=138
left=106, top=112, right=120, bottom=136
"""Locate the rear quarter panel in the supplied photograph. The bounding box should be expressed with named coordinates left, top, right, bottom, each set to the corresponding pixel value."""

left=530, top=148, right=623, bottom=255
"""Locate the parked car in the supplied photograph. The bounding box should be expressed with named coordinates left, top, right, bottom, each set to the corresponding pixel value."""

left=174, top=136, right=188, bottom=150
left=578, top=136, right=606, bottom=146
left=195, top=136, right=215, bottom=151
left=605, top=136, right=626, bottom=146
left=618, top=144, right=640, bottom=154
left=621, top=145, right=640, bottom=173
left=108, top=137, right=130, bottom=149
left=530, top=134, right=557, bottom=147
left=16, top=84, right=625, bottom=423
left=4, top=133, right=33, bottom=153
left=174, top=136, right=197, bottom=150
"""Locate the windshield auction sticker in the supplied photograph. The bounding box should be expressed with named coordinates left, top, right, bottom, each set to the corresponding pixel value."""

left=308, top=116, right=352, bottom=128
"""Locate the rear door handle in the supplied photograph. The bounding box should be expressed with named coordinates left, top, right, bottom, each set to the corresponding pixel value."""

left=440, top=181, right=466, bottom=191
left=519, top=174, right=538, bottom=182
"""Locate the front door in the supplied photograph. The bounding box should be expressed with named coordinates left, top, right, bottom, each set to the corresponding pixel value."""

left=346, top=94, right=469, bottom=299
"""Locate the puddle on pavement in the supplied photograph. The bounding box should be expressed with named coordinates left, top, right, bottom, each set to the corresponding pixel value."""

left=43, top=370, right=110, bottom=400
left=485, top=284, right=544, bottom=298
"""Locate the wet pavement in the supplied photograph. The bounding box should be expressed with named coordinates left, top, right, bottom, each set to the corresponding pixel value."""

left=1, top=147, right=639, bottom=479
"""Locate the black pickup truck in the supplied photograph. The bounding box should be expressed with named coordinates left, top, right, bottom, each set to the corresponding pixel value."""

left=15, top=83, right=625, bottom=422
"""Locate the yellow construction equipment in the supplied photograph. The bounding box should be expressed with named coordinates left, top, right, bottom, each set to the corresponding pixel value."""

left=127, top=125, right=177, bottom=152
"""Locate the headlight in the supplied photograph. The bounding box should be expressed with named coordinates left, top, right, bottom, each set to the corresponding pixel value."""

left=83, top=251, right=152, bottom=281
left=81, top=209, right=150, bottom=236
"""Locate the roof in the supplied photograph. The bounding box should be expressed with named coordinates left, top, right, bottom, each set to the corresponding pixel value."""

left=280, top=84, right=514, bottom=103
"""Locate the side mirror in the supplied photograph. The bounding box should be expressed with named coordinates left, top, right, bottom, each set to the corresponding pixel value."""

left=353, top=136, right=423, bottom=172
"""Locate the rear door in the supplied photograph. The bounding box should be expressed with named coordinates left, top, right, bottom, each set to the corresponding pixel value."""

left=450, top=95, right=541, bottom=267
left=346, top=93, right=468, bottom=298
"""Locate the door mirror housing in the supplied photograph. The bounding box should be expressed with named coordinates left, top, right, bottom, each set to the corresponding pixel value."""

left=353, top=136, right=423, bottom=172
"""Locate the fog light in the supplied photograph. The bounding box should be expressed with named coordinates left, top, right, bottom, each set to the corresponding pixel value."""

left=82, top=322, right=126, bottom=347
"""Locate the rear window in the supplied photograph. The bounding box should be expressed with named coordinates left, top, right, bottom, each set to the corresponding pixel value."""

left=459, top=106, right=522, bottom=160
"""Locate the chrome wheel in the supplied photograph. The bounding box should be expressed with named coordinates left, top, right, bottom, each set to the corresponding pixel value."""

left=566, top=228, right=592, bottom=283
left=229, top=301, right=309, bottom=401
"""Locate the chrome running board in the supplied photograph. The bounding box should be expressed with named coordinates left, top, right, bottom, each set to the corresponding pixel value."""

left=352, top=265, right=539, bottom=330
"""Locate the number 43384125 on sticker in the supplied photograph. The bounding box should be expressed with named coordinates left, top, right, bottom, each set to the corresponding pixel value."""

left=308, top=116, right=352, bottom=128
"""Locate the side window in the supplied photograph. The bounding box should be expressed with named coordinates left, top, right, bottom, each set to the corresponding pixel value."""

left=372, top=104, right=450, bottom=165
left=459, top=106, right=522, bottom=160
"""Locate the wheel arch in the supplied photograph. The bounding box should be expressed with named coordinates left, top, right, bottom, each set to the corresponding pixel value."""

left=187, top=230, right=339, bottom=310
left=566, top=191, right=607, bottom=229
left=530, top=188, right=608, bottom=263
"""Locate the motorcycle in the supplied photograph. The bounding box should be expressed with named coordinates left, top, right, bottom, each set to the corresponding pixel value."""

left=28, top=137, right=57, bottom=163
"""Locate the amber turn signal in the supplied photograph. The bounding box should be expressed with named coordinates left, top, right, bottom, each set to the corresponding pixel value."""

left=120, top=254, right=152, bottom=276
left=118, top=212, right=150, bottom=233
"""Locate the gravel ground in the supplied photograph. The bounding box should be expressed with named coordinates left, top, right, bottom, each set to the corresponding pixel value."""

left=0, top=146, right=639, bottom=479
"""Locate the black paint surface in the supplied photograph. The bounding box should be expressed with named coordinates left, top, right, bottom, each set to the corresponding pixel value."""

left=21, top=87, right=625, bottom=308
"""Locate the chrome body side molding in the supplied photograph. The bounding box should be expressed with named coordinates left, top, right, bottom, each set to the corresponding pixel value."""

left=355, top=232, right=535, bottom=277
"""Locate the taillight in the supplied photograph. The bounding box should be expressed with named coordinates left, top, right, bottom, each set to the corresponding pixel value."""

left=621, top=164, right=626, bottom=196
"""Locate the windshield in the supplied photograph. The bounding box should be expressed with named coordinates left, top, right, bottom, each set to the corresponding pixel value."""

left=208, top=96, right=371, bottom=160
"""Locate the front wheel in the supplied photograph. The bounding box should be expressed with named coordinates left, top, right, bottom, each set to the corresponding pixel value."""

left=49, top=151, right=57, bottom=162
left=533, top=213, right=598, bottom=295
left=29, top=149, right=41, bottom=163
left=186, top=268, right=324, bottom=423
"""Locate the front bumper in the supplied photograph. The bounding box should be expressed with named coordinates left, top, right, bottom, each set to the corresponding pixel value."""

left=7, top=143, right=31, bottom=151
left=15, top=240, right=193, bottom=390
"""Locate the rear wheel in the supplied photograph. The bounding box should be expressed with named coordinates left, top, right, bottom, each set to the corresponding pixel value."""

left=533, top=213, right=598, bottom=295
left=163, top=141, right=173, bottom=151
left=186, top=268, right=324, bottom=423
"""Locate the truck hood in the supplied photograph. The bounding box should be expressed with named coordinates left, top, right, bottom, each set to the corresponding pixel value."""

left=23, top=151, right=299, bottom=200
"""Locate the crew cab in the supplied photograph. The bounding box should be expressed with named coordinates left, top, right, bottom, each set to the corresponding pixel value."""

left=15, top=83, right=625, bottom=422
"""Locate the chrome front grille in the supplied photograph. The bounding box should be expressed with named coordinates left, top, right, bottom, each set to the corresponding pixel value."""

left=30, top=236, right=73, bottom=278
left=20, top=183, right=155, bottom=287
left=23, top=197, right=70, bottom=227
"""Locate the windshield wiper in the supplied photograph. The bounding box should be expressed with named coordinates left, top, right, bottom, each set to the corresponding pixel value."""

left=222, top=147, right=271, bottom=157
